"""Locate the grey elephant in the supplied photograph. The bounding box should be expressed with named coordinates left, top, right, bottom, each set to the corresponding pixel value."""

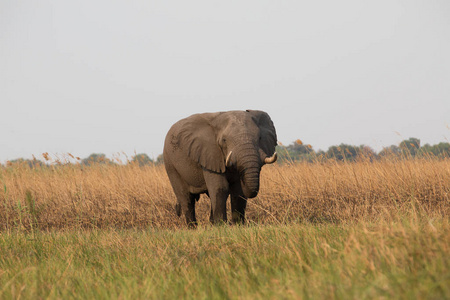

left=163, top=110, right=278, bottom=227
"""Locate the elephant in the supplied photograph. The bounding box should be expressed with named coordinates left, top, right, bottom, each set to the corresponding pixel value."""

left=163, top=110, right=278, bottom=227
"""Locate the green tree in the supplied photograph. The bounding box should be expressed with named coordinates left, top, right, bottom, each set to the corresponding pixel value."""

left=326, top=144, right=357, bottom=161
left=379, top=145, right=402, bottom=157
left=155, top=154, right=164, bottom=165
left=276, top=140, right=315, bottom=163
left=360, top=146, right=377, bottom=160
left=82, top=153, right=112, bottom=166
left=6, top=158, right=45, bottom=168
left=400, top=138, right=420, bottom=156
left=325, top=144, right=375, bottom=161
left=421, top=142, right=450, bottom=158
left=131, top=153, right=153, bottom=166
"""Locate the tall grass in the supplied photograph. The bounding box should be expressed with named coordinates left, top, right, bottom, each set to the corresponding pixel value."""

left=0, top=156, right=448, bottom=229
left=1, top=156, right=449, bottom=299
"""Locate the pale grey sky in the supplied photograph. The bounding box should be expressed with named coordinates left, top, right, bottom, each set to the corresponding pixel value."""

left=1, top=1, right=449, bottom=162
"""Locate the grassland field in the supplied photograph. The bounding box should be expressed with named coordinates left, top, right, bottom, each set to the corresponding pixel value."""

left=0, top=157, right=449, bottom=299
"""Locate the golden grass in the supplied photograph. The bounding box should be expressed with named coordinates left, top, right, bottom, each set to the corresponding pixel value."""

left=1, top=157, right=449, bottom=230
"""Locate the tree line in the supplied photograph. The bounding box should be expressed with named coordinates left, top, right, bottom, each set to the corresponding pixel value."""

left=277, top=137, right=450, bottom=163
left=78, top=153, right=165, bottom=166
left=2, top=137, right=449, bottom=168
left=3, top=153, right=164, bottom=168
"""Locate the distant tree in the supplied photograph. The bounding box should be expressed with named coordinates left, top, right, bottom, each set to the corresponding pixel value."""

left=277, top=140, right=315, bottom=163
left=434, top=142, right=450, bottom=157
left=325, top=144, right=375, bottom=161
left=81, top=153, right=113, bottom=166
left=400, top=138, right=420, bottom=156
left=326, top=144, right=357, bottom=161
left=131, top=153, right=153, bottom=166
left=421, top=142, right=450, bottom=158
left=360, top=146, right=377, bottom=160
left=378, top=145, right=402, bottom=157
left=316, top=150, right=327, bottom=160
left=6, top=158, right=45, bottom=168
left=155, top=154, right=164, bottom=165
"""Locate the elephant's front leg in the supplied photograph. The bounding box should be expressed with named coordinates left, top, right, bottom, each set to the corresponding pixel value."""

left=203, top=171, right=229, bottom=224
left=230, top=183, right=247, bottom=224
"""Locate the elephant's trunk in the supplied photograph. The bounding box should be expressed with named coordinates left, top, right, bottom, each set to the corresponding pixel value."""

left=241, top=166, right=260, bottom=198
left=236, top=143, right=261, bottom=198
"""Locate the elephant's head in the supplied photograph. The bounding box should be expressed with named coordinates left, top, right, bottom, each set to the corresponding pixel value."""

left=178, top=110, right=277, bottom=198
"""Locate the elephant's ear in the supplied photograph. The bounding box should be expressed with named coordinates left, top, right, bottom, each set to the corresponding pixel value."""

left=177, top=115, right=226, bottom=173
left=246, top=110, right=278, bottom=156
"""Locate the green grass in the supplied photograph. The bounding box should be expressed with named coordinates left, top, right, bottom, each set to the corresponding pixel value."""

left=1, top=218, right=449, bottom=299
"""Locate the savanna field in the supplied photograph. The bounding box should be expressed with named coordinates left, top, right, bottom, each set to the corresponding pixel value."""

left=0, top=156, right=449, bottom=299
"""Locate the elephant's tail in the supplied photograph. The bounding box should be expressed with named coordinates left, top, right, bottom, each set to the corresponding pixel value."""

left=175, top=203, right=182, bottom=217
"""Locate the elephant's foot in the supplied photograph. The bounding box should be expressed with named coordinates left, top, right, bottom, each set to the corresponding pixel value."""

left=231, top=211, right=246, bottom=225
left=175, top=203, right=181, bottom=217
left=187, top=220, right=198, bottom=229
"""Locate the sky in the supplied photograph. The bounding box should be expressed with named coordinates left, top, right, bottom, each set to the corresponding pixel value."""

left=1, top=1, right=449, bottom=162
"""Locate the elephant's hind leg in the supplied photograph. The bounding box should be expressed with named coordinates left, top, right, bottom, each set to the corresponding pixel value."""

left=175, top=203, right=181, bottom=217
left=166, top=165, right=198, bottom=227
left=184, top=194, right=198, bottom=228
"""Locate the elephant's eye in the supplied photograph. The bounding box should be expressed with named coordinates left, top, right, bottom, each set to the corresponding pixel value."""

left=222, top=138, right=227, bottom=143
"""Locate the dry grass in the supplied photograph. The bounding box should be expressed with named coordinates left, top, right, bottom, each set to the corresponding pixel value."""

left=258, top=157, right=449, bottom=223
left=1, top=157, right=449, bottom=230
left=1, top=157, right=449, bottom=298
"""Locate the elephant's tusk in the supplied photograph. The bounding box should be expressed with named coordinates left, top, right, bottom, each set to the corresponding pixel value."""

left=264, top=152, right=277, bottom=164
left=226, top=151, right=233, bottom=167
